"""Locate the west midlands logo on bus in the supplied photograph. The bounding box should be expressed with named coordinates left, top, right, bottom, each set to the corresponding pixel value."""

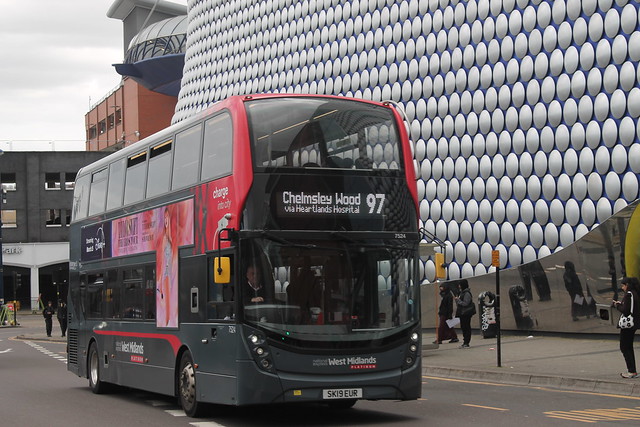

left=313, top=356, right=377, bottom=370
left=115, top=340, right=145, bottom=363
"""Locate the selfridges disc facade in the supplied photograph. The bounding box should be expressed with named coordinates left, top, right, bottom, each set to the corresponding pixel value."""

left=174, top=0, right=640, bottom=287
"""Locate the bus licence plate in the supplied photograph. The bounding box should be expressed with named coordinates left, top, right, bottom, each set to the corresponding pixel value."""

left=322, top=388, right=363, bottom=399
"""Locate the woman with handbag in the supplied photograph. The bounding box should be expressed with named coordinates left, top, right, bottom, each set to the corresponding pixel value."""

left=613, top=277, right=640, bottom=379
left=455, top=279, right=476, bottom=349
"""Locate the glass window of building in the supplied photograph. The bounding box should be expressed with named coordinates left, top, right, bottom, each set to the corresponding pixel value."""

left=65, top=172, right=76, bottom=191
left=1, top=209, right=17, bottom=228
left=45, top=173, right=61, bottom=190
left=45, top=209, right=62, bottom=227
left=1, top=173, right=16, bottom=191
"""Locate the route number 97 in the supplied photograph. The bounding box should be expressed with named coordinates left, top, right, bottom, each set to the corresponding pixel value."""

left=366, top=193, right=386, bottom=214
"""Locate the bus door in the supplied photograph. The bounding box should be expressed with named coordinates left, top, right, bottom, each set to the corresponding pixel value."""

left=180, top=252, right=239, bottom=378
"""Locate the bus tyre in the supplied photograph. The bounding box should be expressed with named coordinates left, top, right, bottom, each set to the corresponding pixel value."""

left=88, top=343, right=108, bottom=394
left=179, top=351, right=204, bottom=417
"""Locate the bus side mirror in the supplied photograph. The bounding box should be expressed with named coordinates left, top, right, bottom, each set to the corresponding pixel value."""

left=214, top=257, right=231, bottom=284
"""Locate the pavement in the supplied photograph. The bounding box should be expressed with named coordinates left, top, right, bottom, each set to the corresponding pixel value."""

left=4, top=312, right=640, bottom=397
left=421, top=329, right=640, bottom=397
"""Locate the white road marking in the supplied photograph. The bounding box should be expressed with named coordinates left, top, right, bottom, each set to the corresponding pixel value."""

left=24, top=341, right=67, bottom=363
left=165, top=409, right=187, bottom=417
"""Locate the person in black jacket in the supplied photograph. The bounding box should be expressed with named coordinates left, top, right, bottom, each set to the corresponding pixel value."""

left=433, top=284, right=459, bottom=344
left=613, top=277, right=640, bottom=378
left=57, top=301, right=68, bottom=337
left=43, top=301, right=55, bottom=337
left=455, top=280, right=475, bottom=348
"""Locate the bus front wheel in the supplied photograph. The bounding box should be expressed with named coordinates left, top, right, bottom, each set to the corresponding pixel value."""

left=88, top=343, right=108, bottom=394
left=178, top=351, right=205, bottom=417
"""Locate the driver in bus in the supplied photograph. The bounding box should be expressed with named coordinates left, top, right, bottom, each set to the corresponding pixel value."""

left=242, top=264, right=269, bottom=304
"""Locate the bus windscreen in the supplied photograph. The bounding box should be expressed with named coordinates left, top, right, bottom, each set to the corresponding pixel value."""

left=246, top=98, right=403, bottom=171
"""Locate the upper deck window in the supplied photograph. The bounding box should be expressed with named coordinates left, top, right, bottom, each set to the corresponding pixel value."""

left=200, top=112, right=233, bottom=181
left=147, top=139, right=173, bottom=198
left=106, top=158, right=126, bottom=210
left=123, top=151, right=148, bottom=205
left=172, top=124, right=202, bottom=190
left=88, top=168, right=108, bottom=215
left=246, top=98, right=402, bottom=171
left=72, top=174, right=91, bottom=221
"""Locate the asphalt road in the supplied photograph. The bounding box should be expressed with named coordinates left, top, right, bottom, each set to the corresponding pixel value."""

left=3, top=320, right=640, bottom=426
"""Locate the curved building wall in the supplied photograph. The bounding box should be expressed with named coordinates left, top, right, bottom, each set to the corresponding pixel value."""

left=174, top=0, right=640, bottom=284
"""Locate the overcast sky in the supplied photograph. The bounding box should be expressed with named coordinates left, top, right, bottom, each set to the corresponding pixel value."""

left=0, top=0, right=185, bottom=151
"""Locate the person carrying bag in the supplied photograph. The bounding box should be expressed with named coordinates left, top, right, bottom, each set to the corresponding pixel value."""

left=455, top=279, right=476, bottom=348
left=613, top=277, right=640, bottom=378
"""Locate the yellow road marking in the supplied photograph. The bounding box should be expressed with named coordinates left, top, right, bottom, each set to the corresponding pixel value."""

left=462, top=403, right=509, bottom=412
left=544, top=406, right=640, bottom=422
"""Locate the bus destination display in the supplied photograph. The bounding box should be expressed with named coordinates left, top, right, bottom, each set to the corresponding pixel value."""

left=277, top=191, right=386, bottom=217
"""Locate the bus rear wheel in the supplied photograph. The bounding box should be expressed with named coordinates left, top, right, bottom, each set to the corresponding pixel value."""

left=178, top=351, right=205, bottom=417
left=88, top=343, right=108, bottom=394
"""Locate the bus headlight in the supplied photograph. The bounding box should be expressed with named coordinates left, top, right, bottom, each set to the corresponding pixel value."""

left=403, top=326, right=421, bottom=370
left=245, top=328, right=275, bottom=373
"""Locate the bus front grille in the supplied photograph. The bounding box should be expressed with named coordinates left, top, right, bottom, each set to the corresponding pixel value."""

left=67, top=329, right=78, bottom=365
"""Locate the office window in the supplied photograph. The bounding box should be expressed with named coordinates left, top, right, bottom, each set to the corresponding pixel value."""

left=108, top=114, right=115, bottom=129
left=88, top=125, right=97, bottom=140
left=172, top=124, right=202, bottom=190
left=45, top=209, right=62, bottom=227
left=146, top=139, right=173, bottom=198
left=1, top=173, right=16, bottom=192
left=65, top=172, right=76, bottom=190
left=1, top=210, right=17, bottom=228
left=99, top=119, right=107, bottom=134
left=201, top=113, right=233, bottom=181
left=115, top=109, right=122, bottom=125
left=45, top=173, right=61, bottom=190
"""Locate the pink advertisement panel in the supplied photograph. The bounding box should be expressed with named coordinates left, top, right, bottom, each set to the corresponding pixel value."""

left=111, top=199, right=194, bottom=328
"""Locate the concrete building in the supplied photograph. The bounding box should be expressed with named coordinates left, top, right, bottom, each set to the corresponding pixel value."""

left=0, top=151, right=107, bottom=310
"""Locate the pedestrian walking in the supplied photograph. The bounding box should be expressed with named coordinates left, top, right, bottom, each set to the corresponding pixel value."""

left=57, top=301, right=68, bottom=337
left=613, top=277, right=640, bottom=379
left=43, top=301, right=55, bottom=337
left=433, top=284, right=458, bottom=344
left=455, top=279, right=476, bottom=348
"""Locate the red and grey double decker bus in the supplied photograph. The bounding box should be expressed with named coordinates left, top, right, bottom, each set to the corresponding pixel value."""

left=68, top=94, right=421, bottom=416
